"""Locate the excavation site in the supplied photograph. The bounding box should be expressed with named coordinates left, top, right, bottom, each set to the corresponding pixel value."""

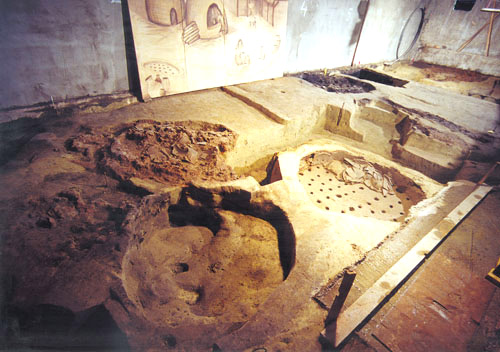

left=1, top=1, right=500, bottom=351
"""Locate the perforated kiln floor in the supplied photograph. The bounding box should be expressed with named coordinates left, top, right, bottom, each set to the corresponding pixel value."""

left=298, top=164, right=415, bottom=222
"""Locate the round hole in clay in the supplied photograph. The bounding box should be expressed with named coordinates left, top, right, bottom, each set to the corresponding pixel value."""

left=336, top=194, right=342, bottom=198
left=317, top=200, right=321, bottom=203
left=374, top=197, right=380, bottom=201
left=349, top=207, right=355, bottom=211
left=173, top=262, right=189, bottom=273
left=389, top=205, right=393, bottom=208
left=358, top=205, right=362, bottom=208
left=325, top=206, right=330, bottom=210
left=381, top=210, right=386, bottom=214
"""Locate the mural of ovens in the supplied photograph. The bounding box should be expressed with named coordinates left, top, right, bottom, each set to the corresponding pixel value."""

left=128, top=0, right=288, bottom=99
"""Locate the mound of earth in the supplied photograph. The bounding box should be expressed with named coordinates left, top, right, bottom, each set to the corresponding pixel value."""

left=66, top=120, right=238, bottom=186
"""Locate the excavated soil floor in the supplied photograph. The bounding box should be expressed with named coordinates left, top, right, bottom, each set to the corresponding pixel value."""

left=1, top=61, right=499, bottom=351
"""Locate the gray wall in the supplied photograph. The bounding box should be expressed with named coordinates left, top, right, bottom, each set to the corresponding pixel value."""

left=416, top=0, right=500, bottom=75
left=285, top=0, right=421, bottom=72
left=1, top=0, right=498, bottom=111
left=0, top=0, right=129, bottom=109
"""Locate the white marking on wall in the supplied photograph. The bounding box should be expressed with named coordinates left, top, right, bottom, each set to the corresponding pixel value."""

left=300, top=1, right=308, bottom=16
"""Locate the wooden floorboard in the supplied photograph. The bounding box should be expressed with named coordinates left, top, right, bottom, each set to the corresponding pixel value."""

left=326, top=184, right=493, bottom=348
left=350, top=190, right=500, bottom=351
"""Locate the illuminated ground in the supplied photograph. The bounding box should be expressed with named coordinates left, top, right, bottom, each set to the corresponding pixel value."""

left=0, top=61, right=499, bottom=351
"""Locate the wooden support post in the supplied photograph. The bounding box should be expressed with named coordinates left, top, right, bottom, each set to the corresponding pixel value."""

left=321, top=270, right=356, bottom=347
left=482, top=0, right=498, bottom=56
left=486, top=12, right=495, bottom=56
left=325, top=270, right=357, bottom=326
left=351, top=0, right=370, bottom=66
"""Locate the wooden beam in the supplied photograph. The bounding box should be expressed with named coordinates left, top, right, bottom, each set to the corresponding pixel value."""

left=477, top=161, right=500, bottom=184
left=320, top=183, right=492, bottom=348
left=457, top=20, right=490, bottom=52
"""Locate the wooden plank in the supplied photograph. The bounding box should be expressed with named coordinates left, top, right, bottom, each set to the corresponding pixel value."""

left=485, top=13, right=497, bottom=56
left=366, top=252, right=495, bottom=352
left=321, top=184, right=492, bottom=348
left=457, top=20, right=490, bottom=52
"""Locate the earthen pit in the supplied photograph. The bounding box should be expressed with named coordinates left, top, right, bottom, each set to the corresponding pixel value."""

left=120, top=184, right=296, bottom=350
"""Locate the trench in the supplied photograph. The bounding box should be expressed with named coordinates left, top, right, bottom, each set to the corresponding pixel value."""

left=344, top=68, right=409, bottom=87
left=2, top=72, right=458, bottom=352
left=104, top=113, right=433, bottom=350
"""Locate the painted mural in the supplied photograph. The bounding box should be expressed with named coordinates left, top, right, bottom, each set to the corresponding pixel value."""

left=128, top=0, right=288, bottom=100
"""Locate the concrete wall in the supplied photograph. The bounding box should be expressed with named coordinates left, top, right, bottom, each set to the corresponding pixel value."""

left=0, top=0, right=130, bottom=109
left=284, top=0, right=421, bottom=73
left=415, top=0, right=500, bottom=75
left=2, top=0, right=498, bottom=111
left=354, top=0, right=424, bottom=64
